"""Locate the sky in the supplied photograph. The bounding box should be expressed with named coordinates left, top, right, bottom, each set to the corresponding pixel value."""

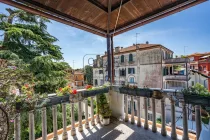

left=0, top=1, right=210, bottom=68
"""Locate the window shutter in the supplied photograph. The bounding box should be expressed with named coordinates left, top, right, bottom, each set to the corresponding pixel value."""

left=133, top=68, right=135, bottom=74
left=128, top=68, right=131, bottom=74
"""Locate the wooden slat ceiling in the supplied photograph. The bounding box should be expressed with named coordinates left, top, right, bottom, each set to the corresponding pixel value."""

left=0, top=0, right=207, bottom=37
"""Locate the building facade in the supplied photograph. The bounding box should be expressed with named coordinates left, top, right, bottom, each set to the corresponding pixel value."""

left=93, top=43, right=173, bottom=120
left=188, top=52, right=210, bottom=90
left=74, top=71, right=84, bottom=87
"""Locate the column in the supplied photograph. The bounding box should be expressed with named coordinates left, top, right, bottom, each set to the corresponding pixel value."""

left=52, top=105, right=58, bottom=140
left=125, top=94, right=128, bottom=122
left=131, top=96, right=135, bottom=124
left=161, top=98, right=167, bottom=136
left=42, top=107, right=47, bottom=140
left=78, top=101, right=83, bottom=132
left=96, top=95, right=100, bottom=123
left=182, top=101, right=189, bottom=140
left=62, top=103, right=68, bottom=140
left=29, top=110, right=35, bottom=140
left=91, top=96, right=95, bottom=126
left=195, top=105, right=202, bottom=140
left=144, top=97, right=148, bottom=129
left=170, top=99, right=177, bottom=140
left=14, top=113, right=21, bottom=140
left=71, top=103, right=76, bottom=136
left=85, top=99, right=89, bottom=129
left=137, top=97, right=141, bottom=127
left=152, top=98, right=157, bottom=132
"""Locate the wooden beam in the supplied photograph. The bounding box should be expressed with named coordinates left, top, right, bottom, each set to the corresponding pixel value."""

left=111, top=0, right=131, bottom=11
left=87, top=0, right=107, bottom=12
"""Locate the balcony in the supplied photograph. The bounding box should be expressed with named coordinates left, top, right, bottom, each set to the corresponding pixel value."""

left=163, top=58, right=190, bottom=64
left=164, top=75, right=190, bottom=81
left=9, top=87, right=202, bottom=140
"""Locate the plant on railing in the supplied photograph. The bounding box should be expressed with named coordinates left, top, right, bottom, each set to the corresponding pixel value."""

left=182, top=83, right=210, bottom=106
left=83, top=83, right=109, bottom=98
left=98, top=93, right=111, bottom=125
left=56, top=85, right=72, bottom=96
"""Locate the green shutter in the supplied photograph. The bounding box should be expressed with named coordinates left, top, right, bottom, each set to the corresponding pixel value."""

left=133, top=68, right=135, bottom=74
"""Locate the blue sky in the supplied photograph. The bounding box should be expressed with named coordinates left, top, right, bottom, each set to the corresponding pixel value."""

left=0, top=1, right=210, bottom=68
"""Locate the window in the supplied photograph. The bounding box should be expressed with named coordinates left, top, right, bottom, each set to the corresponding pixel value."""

left=94, top=79, right=98, bottom=86
left=129, top=53, right=133, bottom=62
left=204, top=66, right=207, bottom=71
left=129, top=77, right=135, bottom=83
left=191, top=81, right=194, bottom=86
left=121, top=81, right=125, bottom=86
left=128, top=68, right=135, bottom=74
left=99, top=70, right=103, bottom=74
left=199, top=66, right=202, bottom=71
left=121, top=55, right=125, bottom=63
left=120, top=69, right=126, bottom=76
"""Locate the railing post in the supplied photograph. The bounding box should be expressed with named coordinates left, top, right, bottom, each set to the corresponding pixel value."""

left=195, top=105, right=202, bottom=140
left=42, top=107, right=47, bottom=140
left=71, top=103, right=76, bottom=136
left=137, top=97, right=141, bottom=127
left=90, top=96, right=95, bottom=126
left=29, top=110, right=35, bottom=140
left=62, top=103, right=68, bottom=140
left=144, top=97, right=148, bottom=129
left=125, top=94, right=128, bottom=122
left=85, top=99, right=89, bottom=129
left=14, top=113, right=21, bottom=140
left=78, top=101, right=83, bottom=132
left=52, top=105, right=58, bottom=140
left=181, top=100, right=189, bottom=140
left=96, top=95, right=100, bottom=123
left=152, top=98, right=157, bottom=132
left=170, top=98, right=177, bottom=140
left=161, top=98, right=167, bottom=136
left=131, top=96, right=135, bottom=124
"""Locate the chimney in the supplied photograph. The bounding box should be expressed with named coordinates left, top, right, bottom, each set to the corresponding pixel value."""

left=146, top=41, right=149, bottom=44
left=121, top=47, right=123, bottom=50
left=115, top=46, right=120, bottom=53
left=105, top=51, right=107, bottom=55
left=96, top=55, right=100, bottom=59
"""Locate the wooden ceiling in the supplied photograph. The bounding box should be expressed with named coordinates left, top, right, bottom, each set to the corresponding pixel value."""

left=0, top=0, right=207, bottom=37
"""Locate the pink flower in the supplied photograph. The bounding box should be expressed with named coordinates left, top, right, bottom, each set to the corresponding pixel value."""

left=10, top=119, right=14, bottom=123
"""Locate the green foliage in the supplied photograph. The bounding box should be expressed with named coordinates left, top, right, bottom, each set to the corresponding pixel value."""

left=156, top=118, right=161, bottom=124
left=97, top=94, right=111, bottom=118
left=182, top=83, right=210, bottom=97
left=84, top=65, right=93, bottom=85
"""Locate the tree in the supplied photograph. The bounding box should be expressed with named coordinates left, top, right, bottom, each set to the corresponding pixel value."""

left=0, top=8, right=62, bottom=62
left=84, top=65, right=93, bottom=85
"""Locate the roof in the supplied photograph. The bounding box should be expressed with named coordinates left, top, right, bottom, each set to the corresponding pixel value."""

left=74, top=71, right=84, bottom=75
left=187, top=52, right=210, bottom=57
left=1, top=0, right=206, bottom=37
left=191, top=69, right=210, bottom=78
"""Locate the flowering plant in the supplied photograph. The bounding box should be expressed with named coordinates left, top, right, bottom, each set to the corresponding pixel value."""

left=86, top=85, right=93, bottom=90
left=21, top=84, right=34, bottom=98
left=56, top=85, right=78, bottom=96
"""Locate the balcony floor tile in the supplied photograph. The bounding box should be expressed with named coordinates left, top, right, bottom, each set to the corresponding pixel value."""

left=54, top=118, right=174, bottom=140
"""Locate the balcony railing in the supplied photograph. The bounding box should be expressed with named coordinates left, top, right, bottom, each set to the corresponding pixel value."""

left=163, top=58, right=190, bottom=64
left=164, top=75, right=190, bottom=81
left=12, top=87, right=201, bottom=140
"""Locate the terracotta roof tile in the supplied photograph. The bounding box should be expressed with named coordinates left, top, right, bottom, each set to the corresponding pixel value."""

left=188, top=52, right=210, bottom=57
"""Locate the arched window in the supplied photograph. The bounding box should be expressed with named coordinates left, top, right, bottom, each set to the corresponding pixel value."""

left=129, top=54, right=133, bottom=62
left=121, top=55, right=124, bottom=63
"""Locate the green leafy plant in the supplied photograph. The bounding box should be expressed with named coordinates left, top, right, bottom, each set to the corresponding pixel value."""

left=97, top=94, right=111, bottom=118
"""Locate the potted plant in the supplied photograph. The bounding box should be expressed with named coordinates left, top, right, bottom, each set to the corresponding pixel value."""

left=83, top=85, right=96, bottom=97
left=98, top=93, right=112, bottom=125
left=152, top=90, right=163, bottom=99
left=136, top=87, right=153, bottom=97
left=182, top=83, right=210, bottom=106
left=55, top=85, right=73, bottom=104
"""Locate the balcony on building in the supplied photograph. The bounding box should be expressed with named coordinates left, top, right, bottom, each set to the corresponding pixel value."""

left=163, top=58, right=190, bottom=64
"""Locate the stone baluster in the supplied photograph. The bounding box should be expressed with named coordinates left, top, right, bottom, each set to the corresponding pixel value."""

left=125, top=94, right=128, bottom=122
left=29, top=110, right=35, bottom=140
left=90, top=96, right=95, bottom=126
left=170, top=98, right=177, bottom=140
left=71, top=103, right=76, bottom=136
left=52, top=105, right=58, bottom=140
left=181, top=101, right=189, bottom=140
left=96, top=96, right=100, bottom=123
left=137, top=97, right=141, bottom=127
left=78, top=101, right=83, bottom=132
left=195, top=105, right=202, bottom=140
left=62, top=103, right=68, bottom=140
left=42, top=107, right=47, bottom=140
left=85, top=99, right=89, bottom=129
left=14, top=113, right=21, bottom=140
left=131, top=96, right=135, bottom=124
left=161, top=98, right=167, bottom=136
left=152, top=98, right=157, bottom=132
left=144, top=97, right=148, bottom=129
